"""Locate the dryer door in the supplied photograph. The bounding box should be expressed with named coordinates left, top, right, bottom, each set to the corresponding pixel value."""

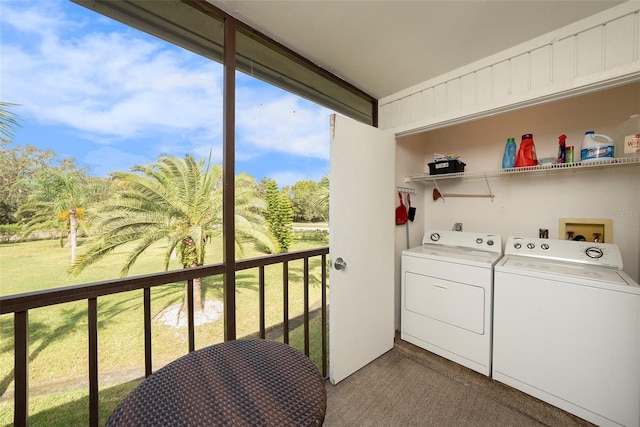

left=405, top=273, right=485, bottom=334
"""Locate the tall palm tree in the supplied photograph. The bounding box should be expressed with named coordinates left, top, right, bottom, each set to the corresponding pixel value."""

left=19, top=167, right=93, bottom=264
left=316, top=175, right=329, bottom=221
left=0, top=101, right=21, bottom=143
left=71, top=154, right=275, bottom=313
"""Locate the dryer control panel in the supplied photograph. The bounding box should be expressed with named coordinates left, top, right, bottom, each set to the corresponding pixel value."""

left=505, top=236, right=623, bottom=269
left=422, top=230, right=502, bottom=254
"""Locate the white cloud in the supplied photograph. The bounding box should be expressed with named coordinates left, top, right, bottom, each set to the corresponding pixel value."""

left=0, top=1, right=68, bottom=36
left=1, top=1, right=223, bottom=143
left=1, top=0, right=332, bottom=182
left=236, top=92, right=331, bottom=160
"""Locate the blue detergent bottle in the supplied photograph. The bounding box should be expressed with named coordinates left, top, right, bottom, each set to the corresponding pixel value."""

left=502, top=137, right=516, bottom=168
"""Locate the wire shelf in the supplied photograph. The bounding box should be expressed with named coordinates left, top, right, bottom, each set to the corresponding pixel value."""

left=404, top=156, right=640, bottom=183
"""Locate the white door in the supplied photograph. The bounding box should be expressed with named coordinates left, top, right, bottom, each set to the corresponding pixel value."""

left=329, top=114, right=396, bottom=384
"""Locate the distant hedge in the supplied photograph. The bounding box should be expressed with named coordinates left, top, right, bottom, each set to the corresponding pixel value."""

left=293, top=229, right=328, bottom=242
left=0, top=224, right=22, bottom=243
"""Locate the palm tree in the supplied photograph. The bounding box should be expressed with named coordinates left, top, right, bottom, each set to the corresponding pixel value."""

left=19, top=167, right=94, bottom=264
left=316, top=175, right=329, bottom=221
left=0, top=101, right=21, bottom=143
left=71, top=154, right=275, bottom=313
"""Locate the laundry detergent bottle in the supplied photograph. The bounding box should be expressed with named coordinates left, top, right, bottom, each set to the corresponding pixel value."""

left=515, top=133, right=538, bottom=167
left=618, top=114, right=640, bottom=157
left=580, top=131, right=614, bottom=162
left=502, top=137, right=516, bottom=168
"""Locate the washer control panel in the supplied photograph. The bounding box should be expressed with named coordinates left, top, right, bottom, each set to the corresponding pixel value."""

left=505, top=236, right=623, bottom=268
left=423, top=230, right=502, bottom=254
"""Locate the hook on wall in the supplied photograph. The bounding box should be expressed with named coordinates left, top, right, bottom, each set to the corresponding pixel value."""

left=397, top=186, right=415, bottom=195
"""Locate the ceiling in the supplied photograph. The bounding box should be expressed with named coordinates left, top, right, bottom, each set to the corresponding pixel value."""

left=209, top=0, right=625, bottom=100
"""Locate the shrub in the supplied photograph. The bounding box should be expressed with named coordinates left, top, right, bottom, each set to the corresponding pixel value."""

left=293, top=229, right=328, bottom=243
left=0, top=224, right=22, bottom=243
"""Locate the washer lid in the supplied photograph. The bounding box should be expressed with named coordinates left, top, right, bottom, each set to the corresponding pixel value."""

left=403, top=244, right=502, bottom=267
left=499, top=257, right=635, bottom=287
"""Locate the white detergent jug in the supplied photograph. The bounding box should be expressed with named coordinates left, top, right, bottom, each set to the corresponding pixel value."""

left=580, top=131, right=614, bottom=162
left=618, top=114, right=640, bottom=157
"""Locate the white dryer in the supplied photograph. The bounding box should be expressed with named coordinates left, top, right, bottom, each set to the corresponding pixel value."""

left=401, top=230, right=503, bottom=376
left=493, top=236, right=640, bottom=427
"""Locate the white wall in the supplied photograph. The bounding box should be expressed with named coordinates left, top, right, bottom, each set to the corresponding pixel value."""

left=381, top=1, right=640, bottom=136
left=394, top=83, right=640, bottom=328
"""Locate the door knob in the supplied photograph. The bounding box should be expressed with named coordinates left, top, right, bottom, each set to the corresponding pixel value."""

left=333, top=257, right=347, bottom=271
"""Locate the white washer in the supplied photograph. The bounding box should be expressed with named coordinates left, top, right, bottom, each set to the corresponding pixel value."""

left=493, top=236, right=640, bottom=427
left=401, top=230, right=503, bottom=376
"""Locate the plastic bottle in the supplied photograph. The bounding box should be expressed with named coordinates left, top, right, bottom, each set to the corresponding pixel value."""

left=515, top=134, right=538, bottom=167
left=580, top=131, right=614, bottom=162
left=618, top=114, right=640, bottom=157
left=502, top=137, right=516, bottom=168
left=557, top=134, right=566, bottom=164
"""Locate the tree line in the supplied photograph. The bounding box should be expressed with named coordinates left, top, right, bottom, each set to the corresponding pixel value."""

left=1, top=142, right=329, bottom=243
left=1, top=142, right=329, bottom=229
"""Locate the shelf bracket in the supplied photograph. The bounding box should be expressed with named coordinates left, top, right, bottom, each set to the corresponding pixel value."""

left=483, top=176, right=495, bottom=201
left=432, top=175, right=494, bottom=202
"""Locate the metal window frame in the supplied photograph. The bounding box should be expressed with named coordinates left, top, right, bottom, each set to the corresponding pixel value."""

left=72, top=0, right=378, bottom=340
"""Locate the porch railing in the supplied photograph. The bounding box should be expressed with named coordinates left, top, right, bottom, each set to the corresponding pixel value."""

left=0, top=246, right=329, bottom=427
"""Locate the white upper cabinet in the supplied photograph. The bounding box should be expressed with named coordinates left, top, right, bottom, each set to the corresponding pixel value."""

left=379, top=1, right=640, bottom=135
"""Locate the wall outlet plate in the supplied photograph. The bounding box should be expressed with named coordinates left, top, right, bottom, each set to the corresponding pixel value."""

left=559, top=218, right=613, bottom=243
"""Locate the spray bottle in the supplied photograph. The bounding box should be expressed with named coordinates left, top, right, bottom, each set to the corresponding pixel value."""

left=557, top=135, right=566, bottom=164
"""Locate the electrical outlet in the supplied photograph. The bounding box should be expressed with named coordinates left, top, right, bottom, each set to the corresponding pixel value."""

left=453, top=223, right=463, bottom=232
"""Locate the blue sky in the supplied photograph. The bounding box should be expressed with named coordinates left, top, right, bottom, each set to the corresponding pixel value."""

left=0, top=0, right=332, bottom=187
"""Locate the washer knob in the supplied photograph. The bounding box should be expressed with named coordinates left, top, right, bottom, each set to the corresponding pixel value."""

left=527, top=243, right=535, bottom=249
left=514, top=243, right=522, bottom=249
left=541, top=244, right=549, bottom=250
left=487, top=240, right=494, bottom=246
left=476, top=238, right=483, bottom=244
left=586, top=247, right=604, bottom=259
left=430, top=233, right=440, bottom=242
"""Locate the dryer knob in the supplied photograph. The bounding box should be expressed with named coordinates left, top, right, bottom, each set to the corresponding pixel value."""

left=527, top=243, right=535, bottom=249
left=487, top=240, right=494, bottom=246
left=514, top=243, right=522, bottom=249
left=541, top=244, right=549, bottom=250
left=585, top=247, right=604, bottom=259
left=476, top=238, right=484, bottom=244
left=430, top=233, right=440, bottom=242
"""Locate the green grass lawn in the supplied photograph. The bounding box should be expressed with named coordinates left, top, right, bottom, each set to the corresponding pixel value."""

left=0, top=236, right=329, bottom=426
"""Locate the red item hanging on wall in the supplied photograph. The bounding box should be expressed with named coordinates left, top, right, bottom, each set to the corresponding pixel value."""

left=395, top=192, right=408, bottom=225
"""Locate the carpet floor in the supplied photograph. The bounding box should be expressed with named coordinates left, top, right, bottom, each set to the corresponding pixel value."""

left=324, top=338, right=595, bottom=427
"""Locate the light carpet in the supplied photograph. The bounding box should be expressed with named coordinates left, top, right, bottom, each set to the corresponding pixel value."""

left=324, top=339, right=594, bottom=427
